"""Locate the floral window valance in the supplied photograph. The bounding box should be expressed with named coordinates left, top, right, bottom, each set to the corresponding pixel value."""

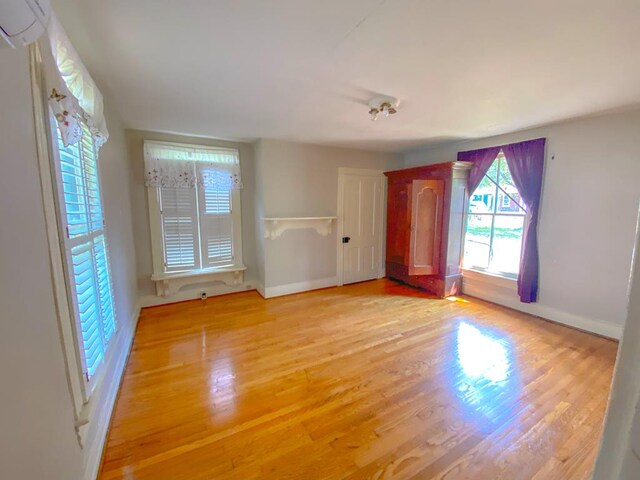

left=144, top=141, right=243, bottom=190
left=39, top=13, right=109, bottom=150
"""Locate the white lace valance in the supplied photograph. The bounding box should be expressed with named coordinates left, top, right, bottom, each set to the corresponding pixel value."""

left=144, top=141, right=242, bottom=190
left=39, top=13, right=109, bottom=150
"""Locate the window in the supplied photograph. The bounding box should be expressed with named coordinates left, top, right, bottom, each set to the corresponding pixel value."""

left=463, top=153, right=526, bottom=278
left=51, top=120, right=116, bottom=385
left=145, top=142, right=243, bottom=279
left=158, top=172, right=235, bottom=272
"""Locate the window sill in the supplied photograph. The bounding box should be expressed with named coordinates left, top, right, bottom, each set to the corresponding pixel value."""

left=462, top=268, right=517, bottom=288
left=152, top=265, right=246, bottom=297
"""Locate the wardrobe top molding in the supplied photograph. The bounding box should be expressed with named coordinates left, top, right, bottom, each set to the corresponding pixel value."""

left=384, top=161, right=473, bottom=179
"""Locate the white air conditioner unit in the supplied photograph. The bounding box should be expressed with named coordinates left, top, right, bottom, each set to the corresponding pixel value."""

left=0, top=0, right=50, bottom=48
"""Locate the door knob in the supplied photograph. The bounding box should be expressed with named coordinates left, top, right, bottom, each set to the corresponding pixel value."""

left=342, top=236, right=351, bottom=244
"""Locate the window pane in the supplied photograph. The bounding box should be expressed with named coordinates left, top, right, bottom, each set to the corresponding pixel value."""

left=496, top=189, right=526, bottom=214
left=489, top=215, right=524, bottom=276
left=464, top=214, right=492, bottom=269
left=497, top=156, right=511, bottom=187
left=469, top=190, right=496, bottom=214
left=468, top=158, right=498, bottom=214
left=485, top=158, right=498, bottom=184
left=496, top=157, right=526, bottom=214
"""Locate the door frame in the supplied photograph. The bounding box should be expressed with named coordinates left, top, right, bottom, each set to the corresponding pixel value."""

left=336, top=168, right=387, bottom=286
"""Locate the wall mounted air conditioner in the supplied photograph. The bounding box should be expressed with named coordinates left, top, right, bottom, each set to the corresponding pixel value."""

left=0, top=0, right=50, bottom=48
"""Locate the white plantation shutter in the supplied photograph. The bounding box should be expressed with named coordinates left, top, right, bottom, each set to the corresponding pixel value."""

left=159, top=187, right=199, bottom=271
left=197, top=165, right=234, bottom=268
left=69, top=242, right=102, bottom=377
left=94, top=236, right=116, bottom=342
left=54, top=121, right=116, bottom=382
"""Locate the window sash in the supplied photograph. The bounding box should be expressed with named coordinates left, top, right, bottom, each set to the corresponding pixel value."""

left=464, top=157, right=525, bottom=277
left=51, top=118, right=116, bottom=389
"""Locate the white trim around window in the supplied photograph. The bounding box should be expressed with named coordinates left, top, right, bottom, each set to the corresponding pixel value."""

left=30, top=44, right=86, bottom=418
left=146, top=144, right=245, bottom=297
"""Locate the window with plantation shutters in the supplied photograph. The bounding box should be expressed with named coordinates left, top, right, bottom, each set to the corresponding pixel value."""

left=146, top=142, right=243, bottom=282
left=53, top=121, right=116, bottom=384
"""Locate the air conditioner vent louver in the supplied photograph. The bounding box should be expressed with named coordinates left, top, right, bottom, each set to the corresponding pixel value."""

left=0, top=0, right=50, bottom=48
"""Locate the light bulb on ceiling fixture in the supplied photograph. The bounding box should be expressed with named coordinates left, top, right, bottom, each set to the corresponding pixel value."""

left=367, top=96, right=399, bottom=122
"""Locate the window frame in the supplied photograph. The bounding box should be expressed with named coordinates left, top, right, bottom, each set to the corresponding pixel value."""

left=48, top=114, right=117, bottom=397
left=463, top=153, right=526, bottom=280
left=146, top=143, right=244, bottom=282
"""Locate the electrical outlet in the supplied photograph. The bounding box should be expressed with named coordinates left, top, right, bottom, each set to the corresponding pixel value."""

left=200, top=291, right=207, bottom=300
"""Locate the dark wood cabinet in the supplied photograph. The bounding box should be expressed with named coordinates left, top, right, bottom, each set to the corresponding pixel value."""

left=384, top=162, right=471, bottom=298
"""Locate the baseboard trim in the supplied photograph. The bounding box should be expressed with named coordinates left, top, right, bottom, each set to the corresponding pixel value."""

left=139, top=282, right=256, bottom=308
left=462, top=279, right=622, bottom=340
left=83, top=302, right=141, bottom=480
left=264, top=277, right=338, bottom=298
left=255, top=282, right=266, bottom=298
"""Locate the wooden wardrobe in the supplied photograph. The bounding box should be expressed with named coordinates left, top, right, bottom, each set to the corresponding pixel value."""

left=384, top=161, right=472, bottom=298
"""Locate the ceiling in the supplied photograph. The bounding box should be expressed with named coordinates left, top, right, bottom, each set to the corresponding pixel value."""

left=53, top=0, right=640, bottom=152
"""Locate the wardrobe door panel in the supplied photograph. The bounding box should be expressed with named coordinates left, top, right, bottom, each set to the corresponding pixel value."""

left=409, top=179, right=444, bottom=275
left=386, top=180, right=411, bottom=266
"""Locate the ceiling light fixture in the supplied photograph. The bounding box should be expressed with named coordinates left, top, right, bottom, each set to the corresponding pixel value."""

left=368, top=95, right=399, bottom=122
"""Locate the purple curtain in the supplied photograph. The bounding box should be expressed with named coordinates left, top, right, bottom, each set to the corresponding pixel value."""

left=502, top=138, right=546, bottom=303
left=458, top=146, right=502, bottom=192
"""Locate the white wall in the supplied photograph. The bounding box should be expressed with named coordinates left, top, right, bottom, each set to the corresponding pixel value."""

left=404, top=109, right=640, bottom=338
left=253, top=140, right=267, bottom=294
left=126, top=136, right=399, bottom=300
left=256, top=139, right=401, bottom=294
left=593, top=210, right=640, bottom=479
left=0, top=44, right=84, bottom=480
left=100, top=107, right=138, bottom=333
left=126, top=130, right=258, bottom=304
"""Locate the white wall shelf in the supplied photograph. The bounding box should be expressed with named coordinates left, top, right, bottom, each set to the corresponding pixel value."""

left=263, top=217, right=337, bottom=240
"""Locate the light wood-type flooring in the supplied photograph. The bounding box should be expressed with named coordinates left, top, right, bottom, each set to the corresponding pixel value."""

left=99, top=279, right=618, bottom=479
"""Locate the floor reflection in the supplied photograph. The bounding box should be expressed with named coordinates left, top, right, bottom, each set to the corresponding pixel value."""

left=451, top=321, right=520, bottom=424
left=208, top=354, right=237, bottom=420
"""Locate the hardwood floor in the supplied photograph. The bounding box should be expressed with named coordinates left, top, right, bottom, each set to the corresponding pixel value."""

left=99, top=279, right=618, bottom=480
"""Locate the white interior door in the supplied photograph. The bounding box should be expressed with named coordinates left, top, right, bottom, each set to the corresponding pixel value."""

left=339, top=170, right=384, bottom=285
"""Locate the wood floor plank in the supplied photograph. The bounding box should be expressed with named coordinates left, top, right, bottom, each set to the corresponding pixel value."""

left=99, top=279, right=617, bottom=479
